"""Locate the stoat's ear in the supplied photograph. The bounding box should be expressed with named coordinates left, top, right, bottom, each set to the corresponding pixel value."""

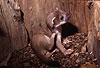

left=55, top=7, right=59, bottom=12
left=56, top=8, right=59, bottom=10
left=51, top=17, right=56, bottom=25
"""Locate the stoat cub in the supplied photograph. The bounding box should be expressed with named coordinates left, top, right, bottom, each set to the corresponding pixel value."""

left=47, top=8, right=73, bottom=55
left=31, top=8, right=72, bottom=65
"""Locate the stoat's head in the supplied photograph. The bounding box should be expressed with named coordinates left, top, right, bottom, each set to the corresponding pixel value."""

left=47, top=8, right=70, bottom=29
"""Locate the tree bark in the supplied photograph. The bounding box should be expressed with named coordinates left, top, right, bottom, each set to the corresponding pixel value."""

left=88, top=1, right=100, bottom=66
left=1, top=0, right=100, bottom=66
left=0, top=0, right=28, bottom=63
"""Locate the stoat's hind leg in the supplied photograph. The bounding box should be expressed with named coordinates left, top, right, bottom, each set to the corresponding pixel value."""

left=45, top=48, right=59, bottom=58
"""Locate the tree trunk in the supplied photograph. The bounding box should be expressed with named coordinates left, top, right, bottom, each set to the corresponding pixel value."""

left=0, top=0, right=100, bottom=66
left=88, top=1, right=100, bottom=66
left=0, top=0, right=28, bottom=64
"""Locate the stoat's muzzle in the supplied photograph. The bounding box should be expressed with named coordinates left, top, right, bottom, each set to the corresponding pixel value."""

left=55, top=15, right=70, bottom=28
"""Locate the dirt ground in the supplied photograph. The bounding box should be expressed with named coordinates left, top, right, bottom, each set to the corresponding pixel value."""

left=2, top=33, right=99, bottom=68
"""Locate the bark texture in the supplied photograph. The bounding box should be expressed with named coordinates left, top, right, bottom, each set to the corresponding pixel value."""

left=88, top=1, right=100, bottom=66
left=0, top=0, right=28, bottom=63
left=0, top=0, right=100, bottom=66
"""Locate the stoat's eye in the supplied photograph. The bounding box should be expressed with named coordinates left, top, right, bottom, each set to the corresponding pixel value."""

left=60, top=16, right=64, bottom=20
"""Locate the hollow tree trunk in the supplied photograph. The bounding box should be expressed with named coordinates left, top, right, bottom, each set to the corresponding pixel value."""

left=17, top=0, right=100, bottom=66
left=0, top=0, right=100, bottom=66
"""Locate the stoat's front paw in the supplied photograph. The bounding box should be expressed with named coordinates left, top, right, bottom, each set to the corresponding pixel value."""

left=63, top=38, right=72, bottom=45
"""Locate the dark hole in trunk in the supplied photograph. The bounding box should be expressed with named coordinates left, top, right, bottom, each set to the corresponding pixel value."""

left=61, top=22, right=78, bottom=38
left=0, top=27, right=6, bottom=37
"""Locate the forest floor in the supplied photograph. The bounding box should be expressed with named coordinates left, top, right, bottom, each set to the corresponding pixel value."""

left=2, top=33, right=100, bottom=68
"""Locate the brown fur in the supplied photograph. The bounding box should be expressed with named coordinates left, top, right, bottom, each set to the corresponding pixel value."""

left=31, top=9, right=70, bottom=65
